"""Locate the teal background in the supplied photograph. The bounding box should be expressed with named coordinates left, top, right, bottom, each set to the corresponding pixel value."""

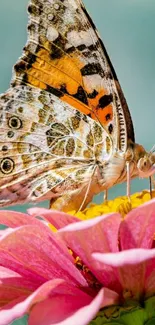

left=0, top=0, right=155, bottom=323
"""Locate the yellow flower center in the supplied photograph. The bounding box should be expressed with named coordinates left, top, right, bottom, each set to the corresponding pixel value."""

left=69, top=190, right=155, bottom=220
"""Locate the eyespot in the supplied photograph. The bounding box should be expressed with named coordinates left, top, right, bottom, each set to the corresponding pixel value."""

left=7, top=131, right=14, bottom=138
left=17, top=107, right=23, bottom=114
left=8, top=116, right=22, bottom=129
left=0, top=158, right=14, bottom=174
left=2, top=145, right=8, bottom=152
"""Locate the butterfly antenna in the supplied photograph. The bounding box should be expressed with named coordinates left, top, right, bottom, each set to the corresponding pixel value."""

left=149, top=144, right=155, bottom=154
left=77, top=165, right=97, bottom=212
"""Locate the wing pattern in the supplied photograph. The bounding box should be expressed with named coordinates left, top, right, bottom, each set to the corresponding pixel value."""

left=12, top=0, right=134, bottom=151
left=0, top=85, right=111, bottom=208
left=0, top=0, right=135, bottom=210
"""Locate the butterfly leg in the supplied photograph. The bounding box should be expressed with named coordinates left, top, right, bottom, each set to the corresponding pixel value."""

left=149, top=176, right=153, bottom=199
left=49, top=165, right=99, bottom=212
left=152, top=175, right=155, bottom=189
left=49, top=186, right=95, bottom=213
left=104, top=189, right=108, bottom=201
left=126, top=161, right=131, bottom=200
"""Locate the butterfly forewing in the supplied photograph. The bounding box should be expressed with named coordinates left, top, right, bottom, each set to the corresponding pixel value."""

left=12, top=0, right=134, bottom=150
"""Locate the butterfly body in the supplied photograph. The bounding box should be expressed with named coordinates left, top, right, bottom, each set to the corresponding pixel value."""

left=0, top=0, right=154, bottom=211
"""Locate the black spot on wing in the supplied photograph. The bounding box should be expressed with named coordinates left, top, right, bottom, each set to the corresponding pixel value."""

left=81, top=63, right=104, bottom=78
left=14, top=60, right=27, bottom=73
left=88, top=43, right=100, bottom=52
left=50, top=34, right=66, bottom=59
left=22, top=52, right=37, bottom=69
left=2, top=145, right=8, bottom=152
left=46, top=85, right=63, bottom=98
left=28, top=4, right=43, bottom=16
left=5, top=100, right=15, bottom=112
left=60, top=84, right=88, bottom=105
left=73, top=86, right=88, bottom=105
left=66, top=46, right=75, bottom=54
left=77, top=44, right=87, bottom=51
left=108, top=124, right=113, bottom=134
left=105, top=113, right=111, bottom=121
left=98, top=94, right=113, bottom=109
left=87, top=89, right=98, bottom=99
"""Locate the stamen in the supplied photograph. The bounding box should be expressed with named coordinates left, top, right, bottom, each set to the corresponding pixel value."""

left=75, top=256, right=101, bottom=289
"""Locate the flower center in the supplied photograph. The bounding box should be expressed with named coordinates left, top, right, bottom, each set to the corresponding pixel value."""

left=72, top=190, right=155, bottom=219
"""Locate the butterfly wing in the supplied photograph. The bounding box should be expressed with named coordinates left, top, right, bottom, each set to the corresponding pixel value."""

left=0, top=0, right=134, bottom=209
left=12, top=0, right=135, bottom=151
left=0, top=85, right=111, bottom=208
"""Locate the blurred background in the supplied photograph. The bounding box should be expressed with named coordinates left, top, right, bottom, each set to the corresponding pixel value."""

left=0, top=0, right=155, bottom=323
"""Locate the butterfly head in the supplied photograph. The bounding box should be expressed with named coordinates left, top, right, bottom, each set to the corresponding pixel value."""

left=137, top=149, right=155, bottom=178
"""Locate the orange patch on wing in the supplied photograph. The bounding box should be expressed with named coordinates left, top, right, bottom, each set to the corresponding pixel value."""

left=27, top=75, right=47, bottom=90
left=88, top=90, right=113, bottom=125
left=24, top=46, right=114, bottom=127
left=25, top=48, right=93, bottom=116
left=62, top=94, right=91, bottom=115
left=27, top=48, right=84, bottom=94
left=88, top=89, right=107, bottom=109
left=95, top=104, right=113, bottom=124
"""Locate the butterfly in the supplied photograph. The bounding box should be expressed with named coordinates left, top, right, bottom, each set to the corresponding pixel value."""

left=0, top=0, right=154, bottom=212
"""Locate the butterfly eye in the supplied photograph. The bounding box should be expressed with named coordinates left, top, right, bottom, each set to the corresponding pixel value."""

left=0, top=158, right=14, bottom=174
left=8, top=116, right=22, bottom=130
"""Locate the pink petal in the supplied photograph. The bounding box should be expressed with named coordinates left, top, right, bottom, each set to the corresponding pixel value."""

left=144, top=257, right=155, bottom=297
left=145, top=262, right=155, bottom=297
left=93, top=249, right=155, bottom=297
left=0, top=228, right=13, bottom=237
left=29, top=282, right=93, bottom=325
left=0, top=210, right=42, bottom=228
left=28, top=208, right=79, bottom=229
left=29, top=288, right=119, bottom=325
left=93, top=249, right=155, bottom=266
left=58, top=214, right=122, bottom=293
left=0, top=265, right=39, bottom=293
left=0, top=296, right=29, bottom=325
left=0, top=279, right=65, bottom=325
left=0, top=250, right=47, bottom=286
left=0, top=225, right=87, bottom=287
left=0, top=266, right=37, bottom=308
left=120, top=199, right=155, bottom=250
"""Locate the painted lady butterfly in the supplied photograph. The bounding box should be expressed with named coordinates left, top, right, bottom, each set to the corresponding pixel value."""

left=0, top=0, right=154, bottom=211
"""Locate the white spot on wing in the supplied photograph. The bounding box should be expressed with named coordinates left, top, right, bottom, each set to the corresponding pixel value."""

left=54, top=3, right=60, bottom=10
left=83, top=75, right=103, bottom=92
left=67, top=29, right=93, bottom=47
left=47, top=26, right=59, bottom=42
left=66, top=0, right=78, bottom=9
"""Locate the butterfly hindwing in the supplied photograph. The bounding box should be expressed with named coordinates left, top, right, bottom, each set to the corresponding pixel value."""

left=0, top=85, right=111, bottom=207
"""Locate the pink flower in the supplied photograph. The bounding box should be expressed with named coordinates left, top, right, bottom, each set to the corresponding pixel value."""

left=0, top=200, right=155, bottom=324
